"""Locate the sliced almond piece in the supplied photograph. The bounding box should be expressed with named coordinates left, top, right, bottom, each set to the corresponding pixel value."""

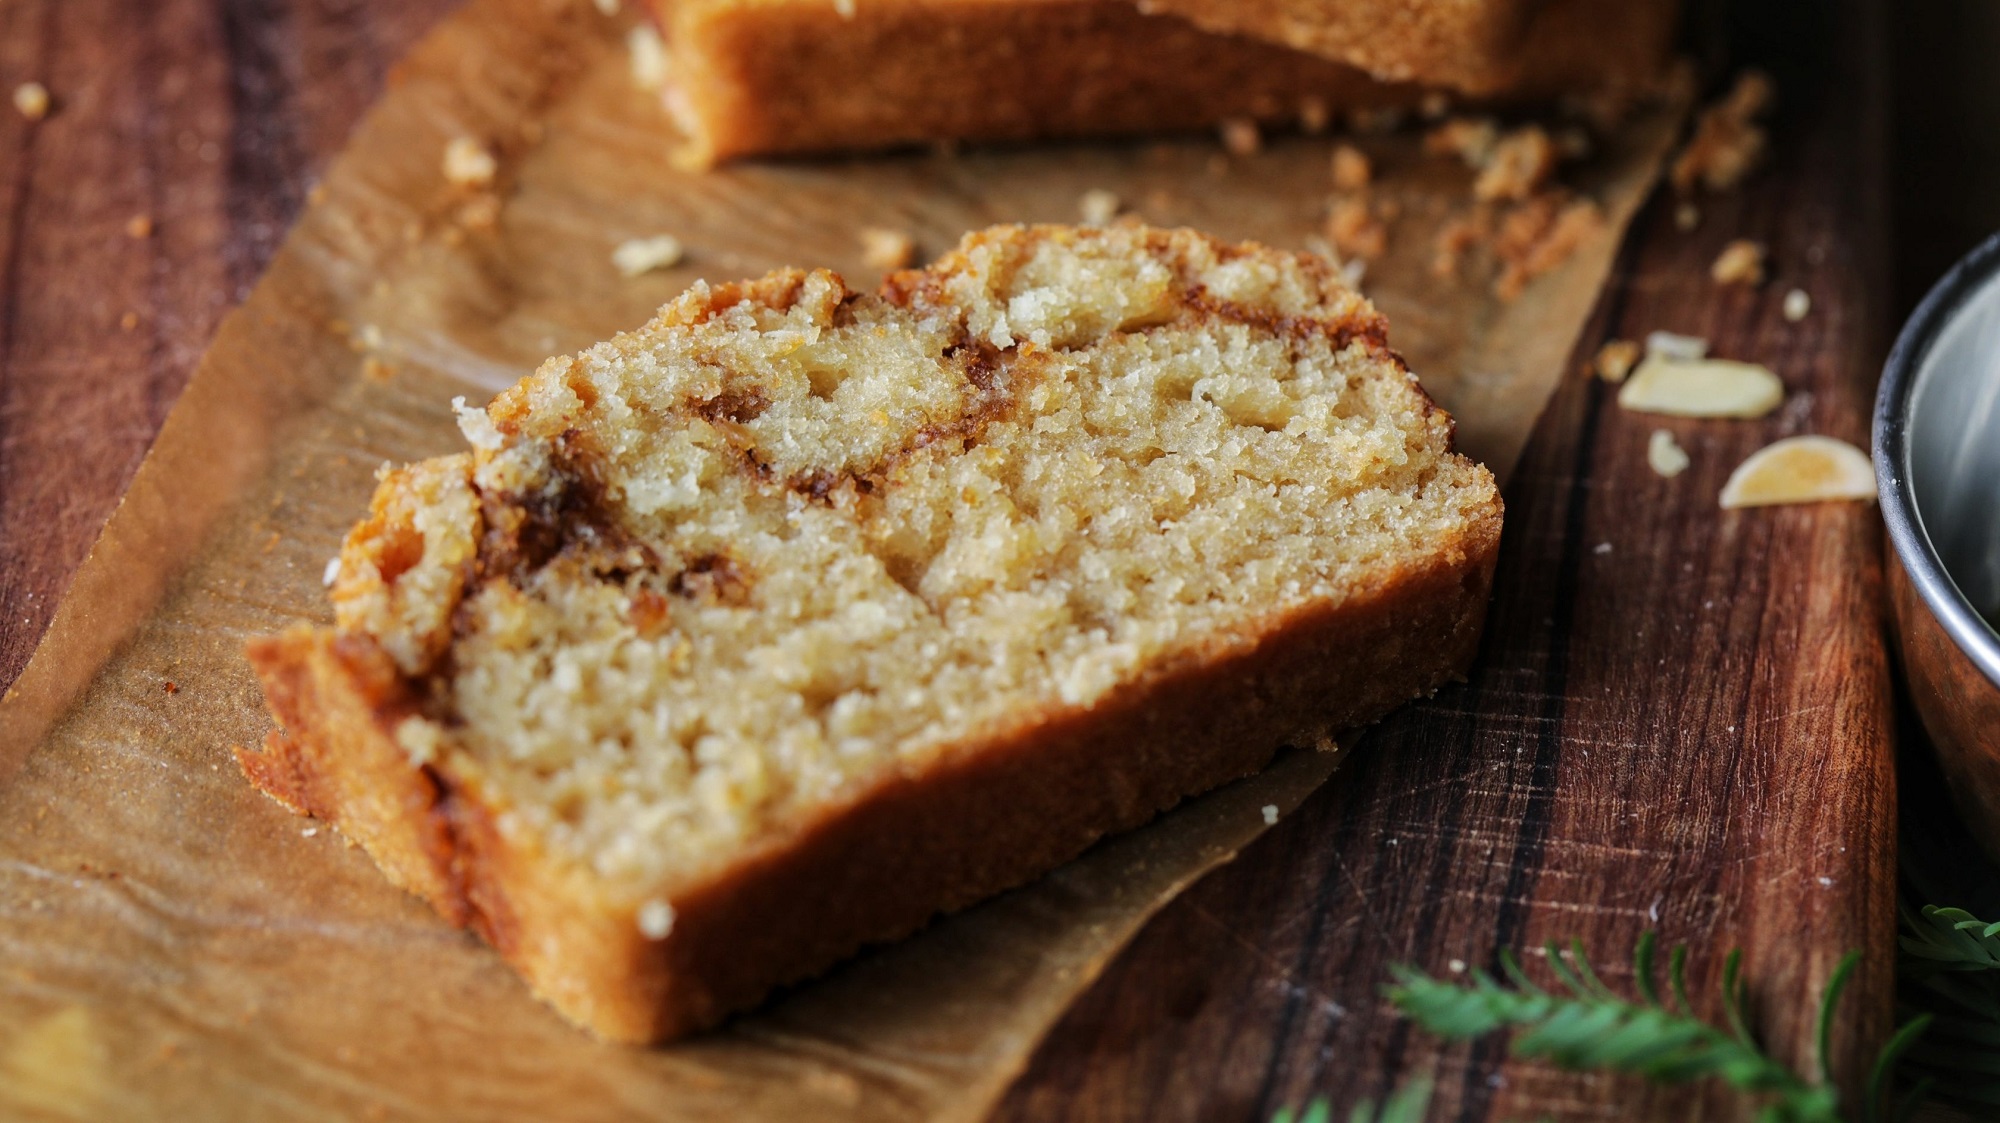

left=1719, top=435, right=1875, bottom=509
left=1647, top=429, right=1690, bottom=477
left=1617, top=355, right=1783, bottom=418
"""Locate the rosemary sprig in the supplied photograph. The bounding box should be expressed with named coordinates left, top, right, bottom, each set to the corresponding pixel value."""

left=1272, top=1079, right=1432, bottom=1123
left=1384, top=934, right=1917, bottom=1123
left=1898, top=903, right=2000, bottom=1108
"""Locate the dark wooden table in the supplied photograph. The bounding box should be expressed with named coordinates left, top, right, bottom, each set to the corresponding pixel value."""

left=0, top=1, right=1943, bottom=1118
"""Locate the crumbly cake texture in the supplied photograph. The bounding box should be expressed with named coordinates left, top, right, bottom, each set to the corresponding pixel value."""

left=241, top=224, right=1503, bottom=1042
left=645, top=0, right=1677, bottom=164
left=650, top=0, right=1424, bottom=164
left=1139, top=0, right=1683, bottom=96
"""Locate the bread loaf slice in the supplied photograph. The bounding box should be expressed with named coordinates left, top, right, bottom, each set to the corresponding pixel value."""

left=240, top=224, right=1503, bottom=1042
left=644, top=0, right=1676, bottom=164
left=1137, top=0, right=1683, bottom=96
left=650, top=0, right=1422, bottom=166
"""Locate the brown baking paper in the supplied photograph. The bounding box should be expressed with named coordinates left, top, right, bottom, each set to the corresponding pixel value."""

left=0, top=2, right=1680, bottom=1118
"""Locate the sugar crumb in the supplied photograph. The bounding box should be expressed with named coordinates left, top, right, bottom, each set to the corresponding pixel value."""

left=859, top=227, right=915, bottom=270
left=1783, top=288, right=1811, bottom=322
left=453, top=396, right=506, bottom=450
left=638, top=899, right=677, bottom=939
left=1261, top=804, right=1279, bottom=825
left=1078, top=189, right=1121, bottom=225
left=628, top=25, right=669, bottom=90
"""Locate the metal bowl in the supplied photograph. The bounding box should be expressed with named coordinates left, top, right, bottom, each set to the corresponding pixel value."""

left=1877, top=232, right=2000, bottom=861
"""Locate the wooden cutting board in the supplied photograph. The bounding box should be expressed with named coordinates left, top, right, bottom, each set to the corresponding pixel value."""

left=0, top=0, right=1893, bottom=1118
left=994, top=0, right=1899, bottom=1118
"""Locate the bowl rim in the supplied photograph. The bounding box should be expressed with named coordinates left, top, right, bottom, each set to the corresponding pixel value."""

left=1876, top=230, right=2000, bottom=688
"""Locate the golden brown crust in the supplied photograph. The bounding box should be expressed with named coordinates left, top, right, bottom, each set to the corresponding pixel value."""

left=654, top=0, right=1426, bottom=164
left=647, top=0, right=1680, bottom=164
left=1142, top=0, right=1682, bottom=97
left=241, top=511, right=1499, bottom=1041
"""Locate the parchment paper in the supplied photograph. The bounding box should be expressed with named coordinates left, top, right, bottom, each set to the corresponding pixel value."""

left=0, top=1, right=1680, bottom=1118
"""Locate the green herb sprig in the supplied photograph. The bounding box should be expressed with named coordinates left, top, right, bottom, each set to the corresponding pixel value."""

left=1898, top=903, right=2000, bottom=1108
left=1383, top=935, right=1927, bottom=1123
left=1271, top=1079, right=1432, bottom=1123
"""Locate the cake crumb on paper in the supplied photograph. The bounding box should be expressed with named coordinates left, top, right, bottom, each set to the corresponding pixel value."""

left=443, top=137, right=497, bottom=187
left=1219, top=118, right=1261, bottom=157
left=1474, top=125, right=1558, bottom=202
left=1298, top=97, right=1331, bottom=135
left=1326, top=195, right=1387, bottom=260
left=1330, top=144, right=1372, bottom=191
left=628, top=25, right=670, bottom=90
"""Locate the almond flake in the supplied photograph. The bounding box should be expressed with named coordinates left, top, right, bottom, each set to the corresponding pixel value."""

left=1617, top=356, right=1783, bottom=418
left=612, top=234, right=685, bottom=276
left=1783, top=288, right=1811, bottom=322
left=1330, top=144, right=1372, bottom=191
left=1719, top=436, right=1875, bottom=509
left=1647, top=429, right=1690, bottom=477
left=1644, top=330, right=1709, bottom=362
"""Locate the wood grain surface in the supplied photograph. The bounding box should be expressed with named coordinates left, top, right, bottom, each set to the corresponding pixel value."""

left=995, top=0, right=1900, bottom=1118
left=0, top=0, right=1902, bottom=1119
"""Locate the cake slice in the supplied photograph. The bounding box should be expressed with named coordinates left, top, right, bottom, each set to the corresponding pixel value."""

left=644, top=0, right=1676, bottom=164
left=1138, top=0, right=1683, bottom=96
left=650, top=0, right=1422, bottom=165
left=240, top=224, right=1503, bottom=1042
